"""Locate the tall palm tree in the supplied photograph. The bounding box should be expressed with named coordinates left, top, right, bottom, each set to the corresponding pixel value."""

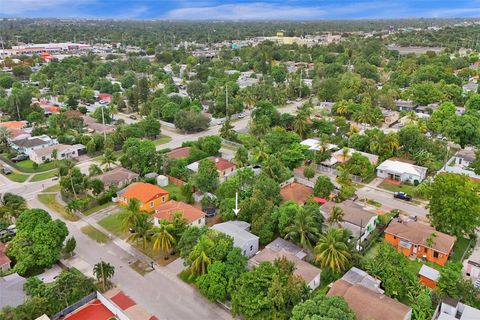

left=327, top=206, right=344, bottom=227
left=93, top=260, right=115, bottom=291
left=108, top=104, right=118, bottom=120
left=293, top=115, right=309, bottom=139
left=151, top=220, right=176, bottom=259
left=251, top=141, right=270, bottom=164
left=121, top=198, right=141, bottom=232
left=284, top=209, right=320, bottom=250
left=0, top=126, right=11, bottom=148
left=101, top=148, right=116, bottom=170
left=314, top=228, right=352, bottom=273
left=189, top=236, right=213, bottom=275
left=128, top=214, right=152, bottom=249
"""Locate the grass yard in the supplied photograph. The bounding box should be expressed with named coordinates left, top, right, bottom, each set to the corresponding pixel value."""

left=30, top=170, right=57, bottom=182
left=178, top=269, right=197, bottom=284
left=98, top=212, right=127, bottom=238
left=378, top=181, right=424, bottom=199
left=129, top=259, right=154, bottom=276
left=43, top=184, right=61, bottom=192
left=133, top=240, right=179, bottom=266
left=5, top=172, right=29, bottom=182
left=221, top=143, right=239, bottom=151
left=153, top=134, right=172, bottom=146
left=81, top=225, right=110, bottom=243
left=82, top=202, right=115, bottom=216
left=37, top=194, right=79, bottom=221
left=163, top=184, right=187, bottom=202
left=450, top=237, right=472, bottom=263
left=15, top=160, right=58, bottom=173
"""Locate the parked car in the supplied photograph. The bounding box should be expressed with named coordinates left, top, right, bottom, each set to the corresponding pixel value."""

left=2, top=167, right=12, bottom=175
left=129, top=115, right=137, bottom=120
left=11, top=154, right=28, bottom=162
left=203, top=207, right=216, bottom=218
left=237, top=113, right=246, bottom=118
left=393, top=192, right=412, bottom=201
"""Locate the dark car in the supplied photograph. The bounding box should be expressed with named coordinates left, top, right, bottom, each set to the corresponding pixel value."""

left=11, top=154, right=28, bottom=162
left=393, top=192, right=412, bottom=201
left=129, top=115, right=137, bottom=120
left=203, top=207, right=216, bottom=218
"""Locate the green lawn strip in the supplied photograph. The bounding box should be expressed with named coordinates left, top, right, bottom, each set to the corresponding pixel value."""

left=220, top=143, right=239, bottom=151
left=13, top=159, right=58, bottom=173
left=377, top=181, right=425, bottom=199
left=450, top=237, right=472, bottom=263
left=178, top=269, right=197, bottom=284
left=30, top=170, right=57, bottom=182
left=153, top=134, right=172, bottom=146
left=81, top=225, right=110, bottom=243
left=82, top=202, right=115, bottom=216
left=98, top=211, right=128, bottom=238
left=37, top=194, right=79, bottom=221
left=163, top=184, right=187, bottom=202
left=42, top=184, right=61, bottom=192
left=4, top=172, right=29, bottom=182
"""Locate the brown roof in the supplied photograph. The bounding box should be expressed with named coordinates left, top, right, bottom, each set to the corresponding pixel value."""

left=280, top=182, right=313, bottom=204
left=153, top=200, right=204, bottom=224
left=64, top=110, right=83, bottom=118
left=82, top=115, right=115, bottom=134
left=249, top=248, right=320, bottom=284
left=207, top=157, right=236, bottom=171
left=0, top=242, right=11, bottom=267
left=385, top=220, right=456, bottom=254
left=95, top=167, right=139, bottom=186
left=321, top=200, right=377, bottom=228
left=327, top=279, right=411, bottom=320
left=119, top=182, right=169, bottom=204
left=165, top=147, right=191, bottom=159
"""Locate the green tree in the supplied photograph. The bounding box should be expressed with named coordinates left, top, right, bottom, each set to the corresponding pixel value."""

left=284, top=209, right=320, bottom=250
left=193, top=159, right=219, bottom=193
left=189, top=235, right=213, bottom=276
left=234, top=146, right=249, bottom=167
left=196, top=261, right=228, bottom=301
left=151, top=220, right=176, bottom=259
left=313, top=176, right=334, bottom=198
left=291, top=294, right=355, bottom=320
left=314, top=228, right=352, bottom=273
left=303, top=165, right=316, bottom=180
left=327, top=206, right=344, bottom=227
left=64, top=237, right=76, bottom=257
left=93, top=260, right=115, bottom=291
left=128, top=214, right=152, bottom=249
left=101, top=148, right=116, bottom=170
left=120, top=198, right=142, bottom=232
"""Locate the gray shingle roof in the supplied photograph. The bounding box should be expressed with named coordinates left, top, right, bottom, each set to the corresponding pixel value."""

left=0, top=273, right=26, bottom=308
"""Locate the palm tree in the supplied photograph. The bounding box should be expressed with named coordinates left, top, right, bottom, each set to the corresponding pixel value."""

left=121, top=198, right=141, bottom=232
left=293, top=115, right=309, bottom=139
left=251, top=141, right=270, bottom=164
left=314, top=228, right=352, bottom=273
left=108, top=103, right=118, bottom=120
left=151, top=220, right=176, bottom=259
left=327, top=206, right=344, bottom=227
left=128, top=214, right=152, bottom=249
left=93, top=260, right=115, bottom=291
left=284, top=209, right=320, bottom=250
left=0, top=127, right=11, bottom=148
left=101, top=148, right=116, bottom=170
left=189, top=236, right=213, bottom=275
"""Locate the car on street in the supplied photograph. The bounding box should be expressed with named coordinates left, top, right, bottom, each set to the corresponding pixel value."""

left=2, top=167, right=12, bottom=175
left=393, top=191, right=412, bottom=201
left=129, top=115, right=137, bottom=120
left=11, top=154, right=29, bottom=162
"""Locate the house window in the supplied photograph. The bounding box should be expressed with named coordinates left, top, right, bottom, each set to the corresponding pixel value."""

left=198, top=219, right=201, bottom=224
left=161, top=196, right=165, bottom=203
left=250, top=245, right=253, bottom=251
left=433, top=251, right=439, bottom=258
left=150, top=201, right=154, bottom=208
left=243, top=250, right=246, bottom=255
left=393, top=236, right=397, bottom=239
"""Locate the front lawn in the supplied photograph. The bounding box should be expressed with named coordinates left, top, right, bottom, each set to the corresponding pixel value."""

left=43, top=184, right=61, bottom=192
left=37, top=194, right=79, bottom=221
left=82, top=202, right=115, bottom=216
left=15, top=160, right=58, bottom=173
left=81, top=225, right=110, bottom=243
left=30, top=170, right=57, bottom=182
left=163, top=184, right=187, bottom=202
left=98, top=212, right=127, bottom=238
left=450, top=237, right=472, bottom=263
left=5, top=172, right=29, bottom=182
left=153, top=134, right=172, bottom=146
left=378, top=181, right=424, bottom=199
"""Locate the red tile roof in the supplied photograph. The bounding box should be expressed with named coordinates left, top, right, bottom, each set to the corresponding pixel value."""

left=0, top=242, right=10, bottom=267
left=154, top=200, right=204, bottom=224
left=280, top=182, right=313, bottom=204
left=98, top=93, right=113, bottom=101
left=0, top=121, right=27, bottom=130
left=207, top=157, right=236, bottom=171
left=165, top=146, right=191, bottom=159
left=64, top=299, right=114, bottom=320
left=120, top=182, right=169, bottom=204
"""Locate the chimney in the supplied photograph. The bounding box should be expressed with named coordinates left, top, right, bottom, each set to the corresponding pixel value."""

left=215, top=158, right=219, bottom=163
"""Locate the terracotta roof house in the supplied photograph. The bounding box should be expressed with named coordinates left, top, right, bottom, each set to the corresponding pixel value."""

left=0, top=121, right=27, bottom=130
left=95, top=167, right=139, bottom=188
left=97, top=93, right=113, bottom=102
left=187, top=157, right=236, bottom=181
left=116, top=182, right=169, bottom=213
left=153, top=200, right=205, bottom=227
left=327, top=275, right=412, bottom=320
left=280, top=182, right=314, bottom=204
left=165, top=146, right=191, bottom=159
left=385, top=219, right=456, bottom=266
left=0, top=242, right=11, bottom=272
left=321, top=200, right=378, bottom=245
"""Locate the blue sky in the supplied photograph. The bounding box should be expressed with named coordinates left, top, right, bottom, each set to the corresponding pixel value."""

left=1, top=0, right=480, bottom=20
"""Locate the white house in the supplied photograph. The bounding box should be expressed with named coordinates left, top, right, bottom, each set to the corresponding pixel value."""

left=211, top=221, right=259, bottom=258
left=376, top=159, right=427, bottom=184
left=433, top=298, right=480, bottom=320
left=300, top=138, right=338, bottom=152
left=441, top=148, right=480, bottom=180
left=29, top=144, right=85, bottom=164
left=9, top=135, right=57, bottom=156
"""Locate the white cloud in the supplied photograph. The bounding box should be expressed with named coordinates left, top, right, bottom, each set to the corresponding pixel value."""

left=427, top=6, right=480, bottom=18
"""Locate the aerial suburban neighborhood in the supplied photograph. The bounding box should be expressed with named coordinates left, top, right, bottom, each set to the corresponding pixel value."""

left=1, top=2, right=480, bottom=320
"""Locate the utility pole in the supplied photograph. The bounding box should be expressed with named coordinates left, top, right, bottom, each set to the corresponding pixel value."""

left=225, top=83, right=229, bottom=119
left=101, top=106, right=106, bottom=142
left=299, top=69, right=302, bottom=100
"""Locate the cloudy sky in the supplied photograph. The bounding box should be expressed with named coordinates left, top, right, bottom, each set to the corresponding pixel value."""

left=1, top=0, right=480, bottom=20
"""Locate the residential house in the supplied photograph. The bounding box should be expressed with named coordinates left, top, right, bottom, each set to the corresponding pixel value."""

left=384, top=219, right=456, bottom=266
left=94, top=167, right=139, bottom=188
left=324, top=148, right=379, bottom=167
left=187, top=157, right=236, bottom=181
left=395, top=99, right=417, bottom=111
left=463, top=83, right=479, bottom=93
left=29, top=144, right=85, bottom=164
left=464, top=259, right=480, bottom=281
left=280, top=182, right=314, bottom=204
left=433, top=298, right=480, bottom=320
left=376, top=158, right=428, bottom=183
left=300, top=138, right=338, bottom=151
left=382, top=109, right=400, bottom=126
left=418, top=264, right=440, bottom=289
left=97, top=93, right=113, bottom=103
left=82, top=115, right=115, bottom=134
left=116, top=182, right=169, bottom=213
left=153, top=200, right=205, bottom=227
left=0, top=242, right=11, bottom=272
left=320, top=200, right=378, bottom=245
left=0, top=121, right=27, bottom=131
left=327, top=267, right=412, bottom=320
left=442, top=148, right=480, bottom=181
left=265, top=237, right=308, bottom=260
left=249, top=240, right=321, bottom=290
left=9, top=135, right=57, bottom=155
left=416, top=103, right=439, bottom=115
left=165, top=146, right=191, bottom=159
left=0, top=273, right=26, bottom=309
left=211, top=221, right=259, bottom=258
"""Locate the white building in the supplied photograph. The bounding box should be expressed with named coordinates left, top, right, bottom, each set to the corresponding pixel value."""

left=376, top=159, right=428, bottom=183
left=211, top=221, right=259, bottom=258
left=434, top=298, right=480, bottom=320
left=442, top=148, right=480, bottom=180
left=29, top=144, right=85, bottom=164
left=9, top=135, right=57, bottom=156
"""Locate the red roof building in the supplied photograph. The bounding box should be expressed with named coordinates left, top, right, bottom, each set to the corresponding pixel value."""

left=280, top=182, right=314, bottom=205
left=98, top=93, right=113, bottom=102
left=154, top=200, right=205, bottom=227
left=0, top=242, right=11, bottom=272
